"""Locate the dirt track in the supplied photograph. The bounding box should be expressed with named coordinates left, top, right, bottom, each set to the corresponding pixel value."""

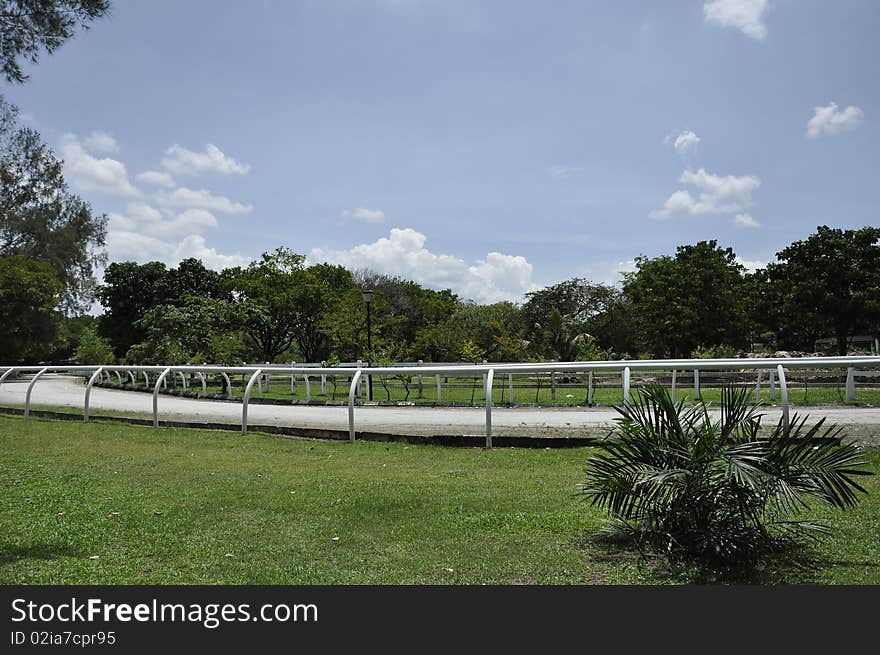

left=1, top=374, right=879, bottom=445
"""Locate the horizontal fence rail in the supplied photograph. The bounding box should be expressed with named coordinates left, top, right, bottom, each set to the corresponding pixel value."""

left=1, top=356, right=879, bottom=447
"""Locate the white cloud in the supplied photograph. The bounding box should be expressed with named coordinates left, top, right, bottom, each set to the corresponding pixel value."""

left=106, top=231, right=248, bottom=270
left=703, top=0, right=769, bottom=40
left=83, top=130, right=119, bottom=154
left=342, top=207, right=386, bottom=223
left=664, top=130, right=700, bottom=156
left=547, top=165, right=584, bottom=179
left=806, top=102, right=864, bottom=139
left=108, top=203, right=218, bottom=238
left=157, top=187, right=253, bottom=214
left=734, top=213, right=761, bottom=228
left=735, top=256, right=766, bottom=272
left=308, top=227, right=538, bottom=304
left=651, top=168, right=761, bottom=218
left=137, top=170, right=176, bottom=188
left=59, top=133, right=140, bottom=197
left=161, top=143, right=251, bottom=176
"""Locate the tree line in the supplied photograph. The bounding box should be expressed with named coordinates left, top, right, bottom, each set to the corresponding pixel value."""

left=1, top=87, right=878, bottom=365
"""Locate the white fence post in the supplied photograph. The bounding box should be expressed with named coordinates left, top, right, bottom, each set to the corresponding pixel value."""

left=777, top=364, right=790, bottom=432
left=671, top=369, right=677, bottom=402
left=241, top=369, right=263, bottom=435
left=304, top=374, right=311, bottom=402
left=436, top=373, right=442, bottom=403
left=485, top=368, right=495, bottom=448
left=622, top=366, right=631, bottom=407
left=23, top=367, right=49, bottom=420
left=321, top=373, right=327, bottom=396
left=348, top=369, right=363, bottom=442
left=693, top=369, right=701, bottom=401
left=587, top=371, right=594, bottom=406
left=846, top=367, right=856, bottom=402
left=83, top=367, right=104, bottom=421
left=153, top=367, right=172, bottom=428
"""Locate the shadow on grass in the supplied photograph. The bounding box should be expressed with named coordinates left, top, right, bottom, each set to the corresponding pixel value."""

left=0, top=543, right=82, bottom=566
left=572, top=531, right=868, bottom=584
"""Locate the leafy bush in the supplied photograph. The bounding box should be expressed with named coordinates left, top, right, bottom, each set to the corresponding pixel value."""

left=582, top=385, right=871, bottom=567
left=74, top=325, right=115, bottom=365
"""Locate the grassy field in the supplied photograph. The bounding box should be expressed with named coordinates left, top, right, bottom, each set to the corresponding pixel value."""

left=2, top=415, right=879, bottom=584
left=119, top=372, right=880, bottom=406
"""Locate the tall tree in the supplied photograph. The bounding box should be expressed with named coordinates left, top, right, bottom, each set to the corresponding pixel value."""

left=0, top=0, right=110, bottom=83
left=96, top=260, right=167, bottom=357
left=623, top=241, right=749, bottom=357
left=765, top=226, right=880, bottom=355
left=0, top=95, right=107, bottom=309
left=0, top=254, right=62, bottom=362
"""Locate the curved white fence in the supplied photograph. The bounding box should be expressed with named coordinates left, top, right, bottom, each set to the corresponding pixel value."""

left=1, top=356, right=879, bottom=447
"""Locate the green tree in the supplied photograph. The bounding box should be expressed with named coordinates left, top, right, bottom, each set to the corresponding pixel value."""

left=0, top=0, right=110, bottom=83
left=764, top=226, right=880, bottom=355
left=225, top=248, right=351, bottom=362
left=125, top=296, right=241, bottom=365
left=623, top=241, right=749, bottom=357
left=0, top=95, right=107, bottom=310
left=74, top=324, right=114, bottom=364
left=0, top=254, right=62, bottom=363
left=96, top=260, right=167, bottom=357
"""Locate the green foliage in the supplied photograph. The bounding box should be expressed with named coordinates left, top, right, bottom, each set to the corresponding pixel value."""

left=623, top=241, right=749, bottom=357
left=761, top=225, right=880, bottom=354
left=0, top=0, right=110, bottom=83
left=125, top=297, right=241, bottom=365
left=0, top=254, right=62, bottom=363
left=583, top=385, right=872, bottom=567
left=0, top=95, right=107, bottom=311
left=225, top=249, right=352, bottom=362
left=690, top=344, right=740, bottom=359
left=74, top=324, right=115, bottom=364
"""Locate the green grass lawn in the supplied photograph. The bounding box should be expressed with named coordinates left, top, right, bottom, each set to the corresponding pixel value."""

left=120, top=373, right=880, bottom=406
left=2, top=415, right=879, bottom=584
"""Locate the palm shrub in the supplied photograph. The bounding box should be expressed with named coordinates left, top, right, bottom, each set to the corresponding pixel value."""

left=582, top=384, right=871, bottom=566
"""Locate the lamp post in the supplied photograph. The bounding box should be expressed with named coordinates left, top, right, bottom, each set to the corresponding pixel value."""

left=362, top=288, right=374, bottom=401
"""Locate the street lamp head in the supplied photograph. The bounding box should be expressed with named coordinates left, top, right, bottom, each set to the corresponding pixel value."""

left=362, top=288, right=374, bottom=304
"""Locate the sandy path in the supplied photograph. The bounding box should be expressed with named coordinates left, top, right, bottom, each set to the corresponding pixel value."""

left=1, top=374, right=878, bottom=443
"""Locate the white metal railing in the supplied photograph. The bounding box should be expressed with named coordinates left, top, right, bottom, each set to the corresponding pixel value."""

left=0, top=356, right=879, bottom=446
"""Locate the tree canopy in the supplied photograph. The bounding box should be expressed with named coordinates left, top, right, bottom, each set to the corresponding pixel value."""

left=1, top=94, right=107, bottom=311
left=0, top=0, right=110, bottom=83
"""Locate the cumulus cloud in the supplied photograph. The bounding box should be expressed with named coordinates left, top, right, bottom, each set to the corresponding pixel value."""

left=137, top=170, right=176, bottom=188
left=59, top=133, right=140, bottom=197
left=309, top=227, right=538, bottom=304
left=108, top=203, right=218, bottom=238
left=107, top=230, right=248, bottom=270
left=342, top=207, right=386, bottom=223
left=651, top=168, right=761, bottom=218
left=157, top=187, right=253, bottom=214
left=806, top=102, right=864, bottom=139
left=734, top=213, right=761, bottom=228
left=664, top=129, right=700, bottom=156
left=161, top=143, right=251, bottom=176
left=735, top=256, right=766, bottom=272
left=83, top=130, right=119, bottom=154
left=703, top=0, right=769, bottom=40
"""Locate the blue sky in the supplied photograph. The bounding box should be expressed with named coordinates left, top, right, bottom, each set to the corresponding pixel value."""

left=5, top=0, right=878, bottom=303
